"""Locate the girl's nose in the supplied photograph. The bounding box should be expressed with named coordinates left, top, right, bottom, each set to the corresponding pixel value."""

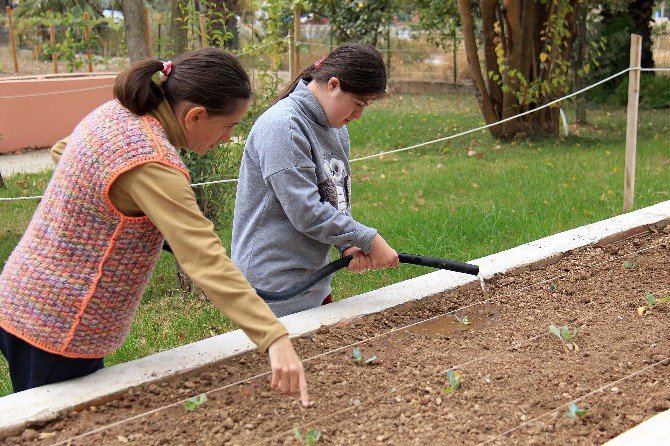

left=220, top=130, right=233, bottom=143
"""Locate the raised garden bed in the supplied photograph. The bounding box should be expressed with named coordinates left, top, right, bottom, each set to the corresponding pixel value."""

left=4, top=221, right=670, bottom=445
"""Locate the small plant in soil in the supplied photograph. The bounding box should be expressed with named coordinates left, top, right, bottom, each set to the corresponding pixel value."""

left=549, top=324, right=579, bottom=352
left=352, top=347, right=377, bottom=365
left=455, top=315, right=471, bottom=325
left=183, top=393, right=208, bottom=411
left=566, top=402, right=588, bottom=419
left=442, top=368, right=462, bottom=394
left=293, top=423, right=321, bottom=445
left=623, top=260, right=638, bottom=269
left=637, top=293, right=670, bottom=315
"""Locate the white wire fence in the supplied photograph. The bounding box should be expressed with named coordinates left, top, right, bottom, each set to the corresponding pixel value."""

left=2, top=65, right=669, bottom=202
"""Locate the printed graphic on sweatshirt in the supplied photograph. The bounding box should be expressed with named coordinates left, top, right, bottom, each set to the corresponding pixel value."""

left=318, top=158, right=351, bottom=212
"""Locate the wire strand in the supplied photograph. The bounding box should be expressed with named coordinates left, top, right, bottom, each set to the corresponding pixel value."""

left=7, top=66, right=668, bottom=201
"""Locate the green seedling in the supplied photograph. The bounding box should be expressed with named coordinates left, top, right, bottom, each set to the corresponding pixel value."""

left=183, top=393, right=208, bottom=411
left=637, top=293, right=670, bottom=315
left=293, top=423, right=321, bottom=445
left=566, top=402, right=588, bottom=419
left=549, top=324, right=579, bottom=352
left=455, top=315, right=471, bottom=325
left=623, top=260, right=638, bottom=269
left=442, top=368, right=462, bottom=394
left=352, top=347, right=377, bottom=365
left=549, top=284, right=558, bottom=292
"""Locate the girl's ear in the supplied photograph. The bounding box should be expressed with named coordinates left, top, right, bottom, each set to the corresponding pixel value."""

left=327, top=77, right=340, bottom=91
left=183, top=106, right=207, bottom=131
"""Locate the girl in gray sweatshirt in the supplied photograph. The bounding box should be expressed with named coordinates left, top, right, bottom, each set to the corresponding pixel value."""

left=232, top=43, right=399, bottom=317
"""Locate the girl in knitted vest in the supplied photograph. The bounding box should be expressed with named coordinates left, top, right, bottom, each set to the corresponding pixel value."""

left=0, top=48, right=308, bottom=406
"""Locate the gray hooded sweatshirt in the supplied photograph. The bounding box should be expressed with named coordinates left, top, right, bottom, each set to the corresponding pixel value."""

left=231, top=80, right=378, bottom=317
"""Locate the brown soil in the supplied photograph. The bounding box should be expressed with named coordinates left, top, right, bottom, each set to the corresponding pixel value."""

left=4, top=227, right=670, bottom=446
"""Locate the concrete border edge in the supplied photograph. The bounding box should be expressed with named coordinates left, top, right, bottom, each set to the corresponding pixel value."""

left=1, top=201, right=669, bottom=440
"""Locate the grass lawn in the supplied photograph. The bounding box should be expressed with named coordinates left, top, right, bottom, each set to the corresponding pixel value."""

left=1, top=92, right=669, bottom=397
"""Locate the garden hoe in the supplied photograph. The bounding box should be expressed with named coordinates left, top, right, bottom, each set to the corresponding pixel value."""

left=162, top=242, right=479, bottom=301
left=254, top=253, right=479, bottom=301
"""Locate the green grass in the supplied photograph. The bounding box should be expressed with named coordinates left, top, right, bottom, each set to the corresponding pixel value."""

left=1, top=93, right=669, bottom=396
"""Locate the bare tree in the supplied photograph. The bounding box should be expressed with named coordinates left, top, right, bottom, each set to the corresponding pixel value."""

left=121, top=0, right=150, bottom=62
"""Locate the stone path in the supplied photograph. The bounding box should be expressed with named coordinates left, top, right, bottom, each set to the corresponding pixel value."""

left=0, top=148, right=53, bottom=177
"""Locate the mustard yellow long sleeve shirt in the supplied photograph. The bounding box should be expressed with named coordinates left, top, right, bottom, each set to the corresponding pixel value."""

left=51, top=101, right=287, bottom=352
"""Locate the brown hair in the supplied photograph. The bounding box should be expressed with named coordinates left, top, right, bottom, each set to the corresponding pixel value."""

left=277, top=42, right=386, bottom=102
left=113, top=47, right=251, bottom=116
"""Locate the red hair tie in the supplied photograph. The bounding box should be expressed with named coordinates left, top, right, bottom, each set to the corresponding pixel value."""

left=161, top=60, right=173, bottom=76
left=314, top=57, right=326, bottom=70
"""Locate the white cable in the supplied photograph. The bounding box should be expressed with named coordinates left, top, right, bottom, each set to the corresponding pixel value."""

left=3, top=66, right=670, bottom=201
left=351, top=67, right=634, bottom=162
left=0, top=195, right=43, bottom=201
left=477, top=357, right=670, bottom=445
left=49, top=239, right=668, bottom=444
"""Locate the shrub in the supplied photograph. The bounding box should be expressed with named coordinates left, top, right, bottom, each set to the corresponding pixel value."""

left=589, top=74, right=670, bottom=109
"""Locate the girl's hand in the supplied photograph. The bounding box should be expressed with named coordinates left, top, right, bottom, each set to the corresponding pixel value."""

left=343, top=246, right=373, bottom=273
left=267, top=335, right=309, bottom=407
left=368, top=234, right=399, bottom=270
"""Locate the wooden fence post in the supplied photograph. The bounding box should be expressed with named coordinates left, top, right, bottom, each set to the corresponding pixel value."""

left=84, top=12, right=93, bottom=72
left=623, top=34, right=642, bottom=213
left=143, top=8, right=153, bottom=57
left=199, top=12, right=207, bottom=47
left=386, top=26, right=391, bottom=77
left=6, top=6, right=19, bottom=74
left=288, top=28, right=295, bottom=80
left=452, top=30, right=457, bottom=83
left=293, top=5, right=301, bottom=73
left=50, top=23, right=58, bottom=74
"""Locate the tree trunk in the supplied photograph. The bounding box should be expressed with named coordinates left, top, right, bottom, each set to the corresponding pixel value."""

left=628, top=0, right=655, bottom=70
left=169, top=0, right=188, bottom=57
left=457, top=0, right=504, bottom=137
left=458, top=0, right=579, bottom=139
left=120, top=0, right=149, bottom=63
left=208, top=0, right=239, bottom=49
left=176, top=263, right=195, bottom=294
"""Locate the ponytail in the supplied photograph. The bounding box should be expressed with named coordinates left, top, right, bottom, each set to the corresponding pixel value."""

left=113, top=59, right=165, bottom=115
left=114, top=48, right=251, bottom=117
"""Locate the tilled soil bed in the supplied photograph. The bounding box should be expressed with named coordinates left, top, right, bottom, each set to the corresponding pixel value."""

left=5, top=227, right=670, bottom=446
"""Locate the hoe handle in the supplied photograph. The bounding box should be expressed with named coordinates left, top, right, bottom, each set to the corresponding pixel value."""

left=398, top=253, right=480, bottom=276
left=255, top=254, right=479, bottom=302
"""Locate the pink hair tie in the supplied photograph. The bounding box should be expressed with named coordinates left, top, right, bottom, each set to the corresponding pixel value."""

left=161, top=60, right=173, bottom=77
left=314, top=57, right=326, bottom=70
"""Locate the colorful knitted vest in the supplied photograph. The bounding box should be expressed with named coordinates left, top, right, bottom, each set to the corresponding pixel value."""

left=0, top=100, right=189, bottom=358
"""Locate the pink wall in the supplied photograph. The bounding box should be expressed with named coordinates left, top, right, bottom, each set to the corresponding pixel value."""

left=0, top=73, right=116, bottom=154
